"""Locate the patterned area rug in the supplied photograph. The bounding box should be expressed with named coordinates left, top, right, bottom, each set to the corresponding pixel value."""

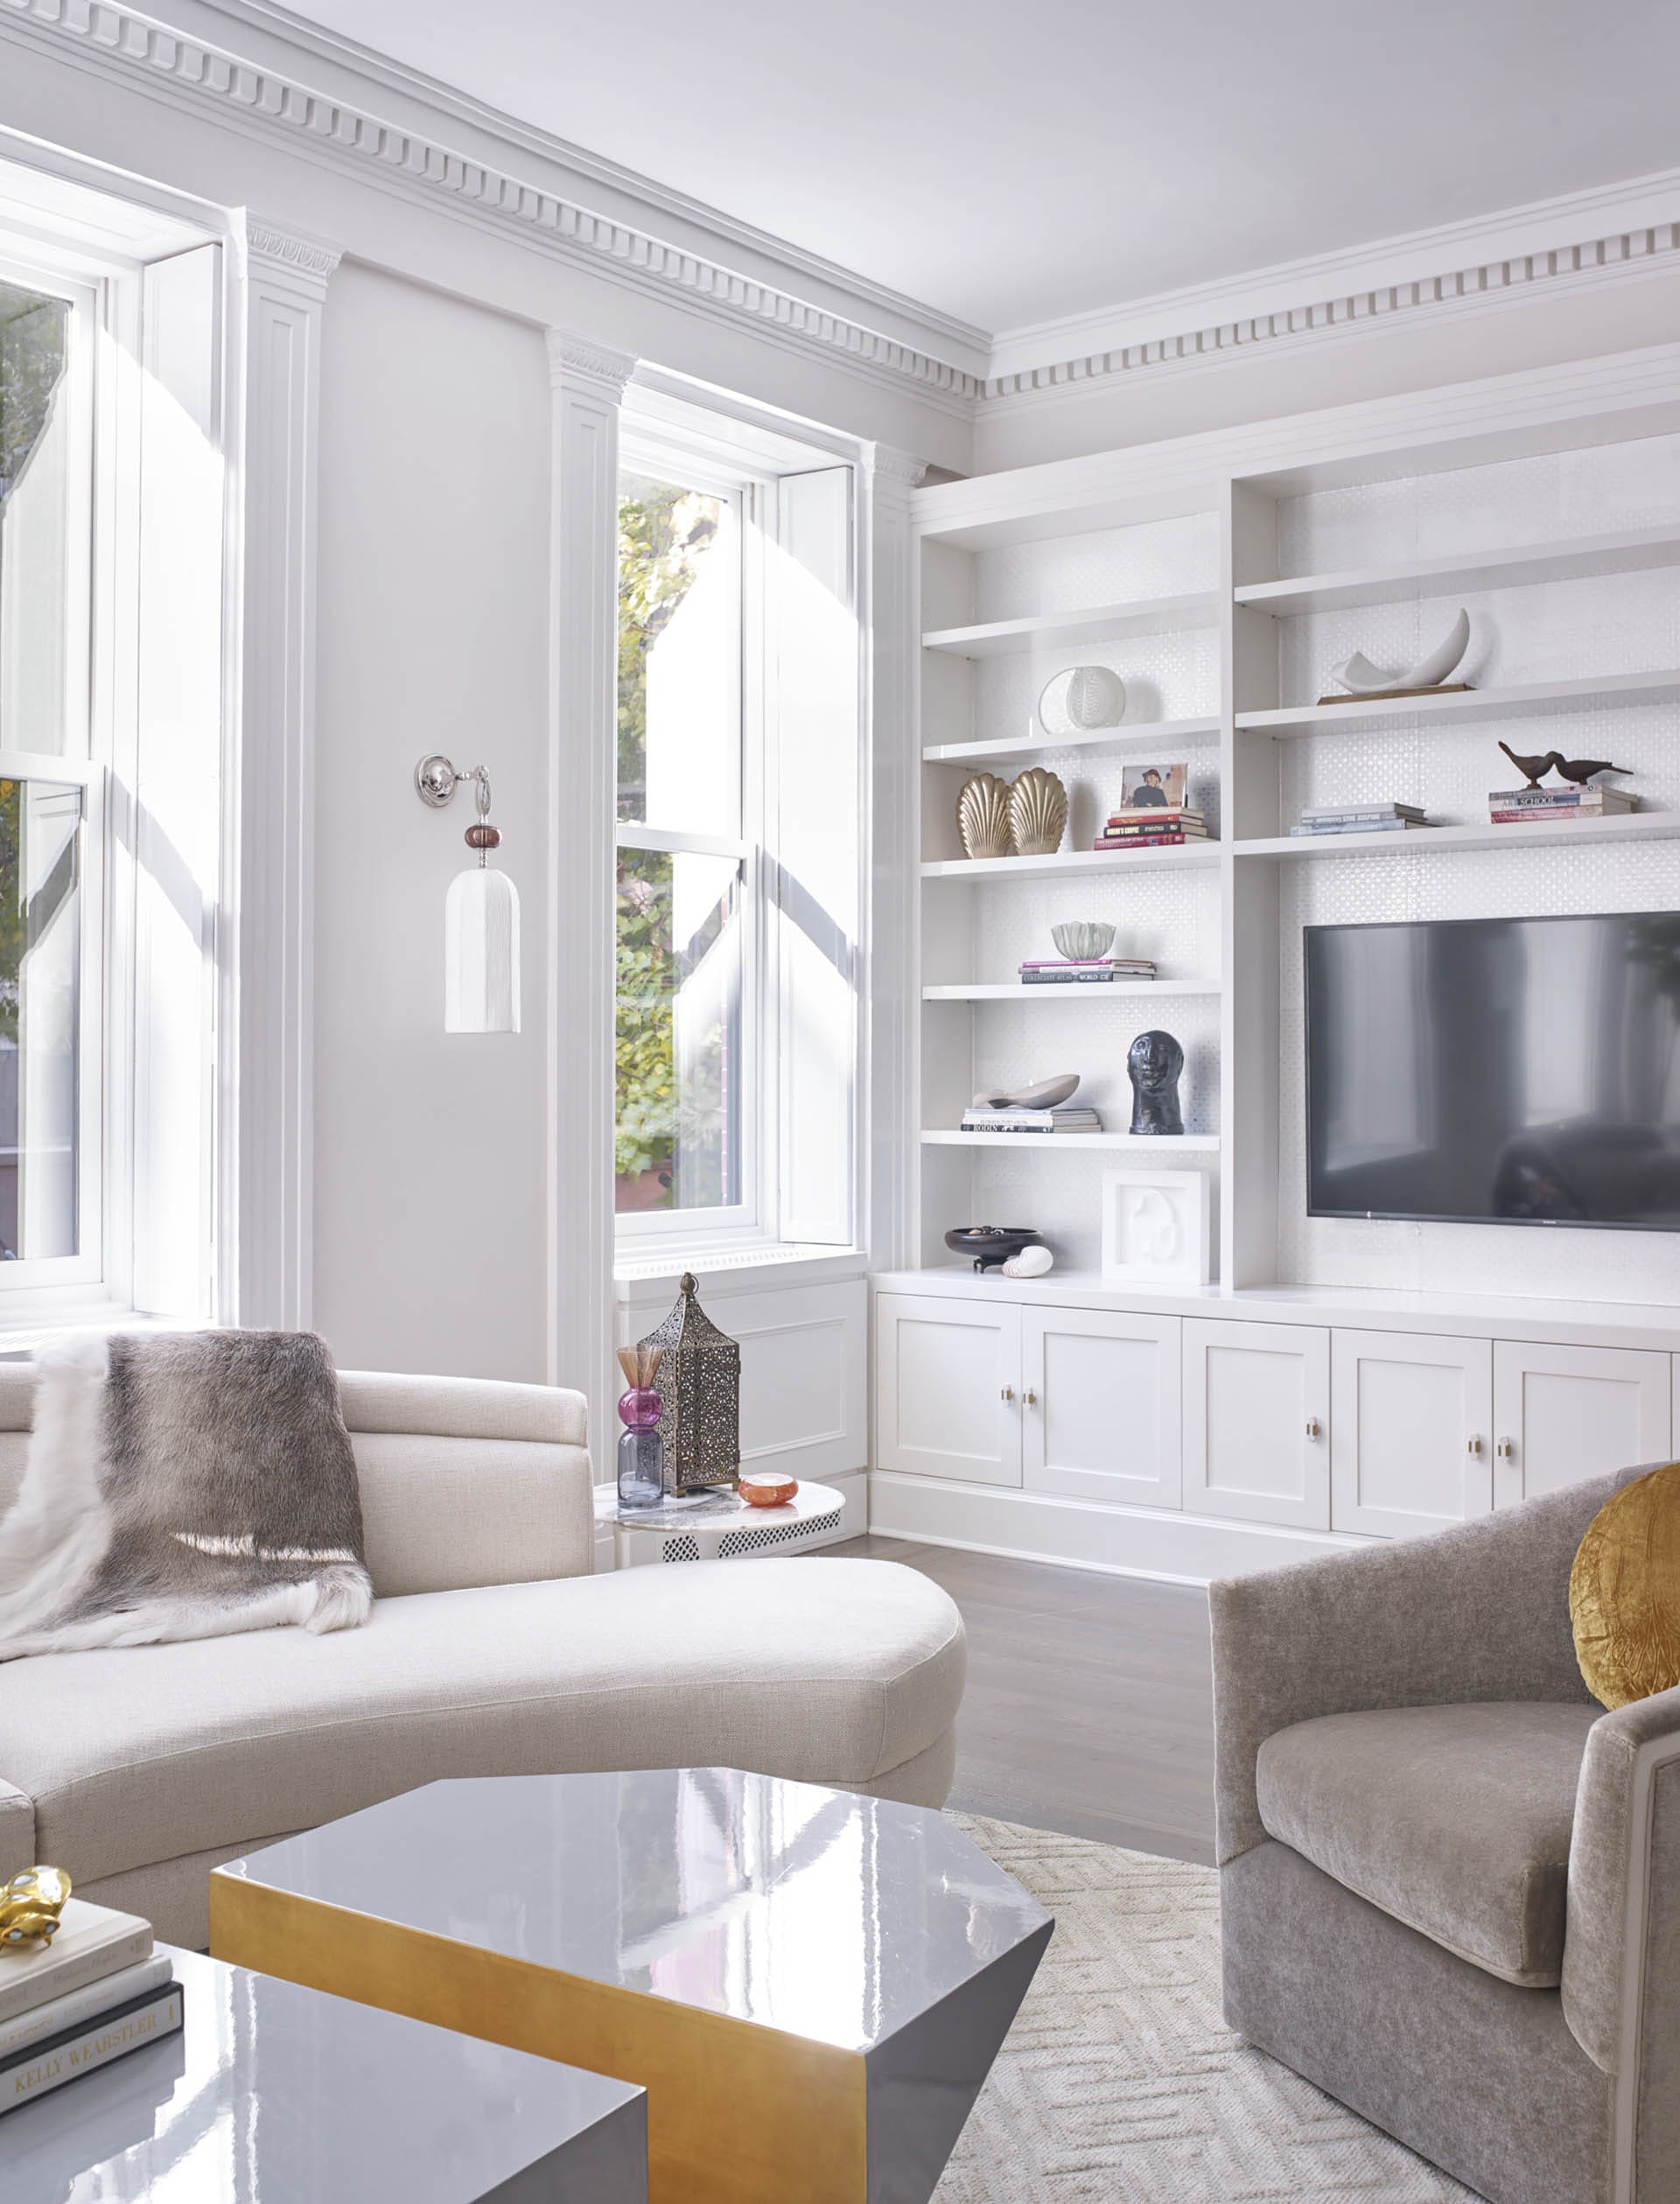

left=937, top=1816, right=1478, bottom=2203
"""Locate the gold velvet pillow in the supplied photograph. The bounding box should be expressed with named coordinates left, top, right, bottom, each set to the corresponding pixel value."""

left=1570, top=1461, right=1680, bottom=1710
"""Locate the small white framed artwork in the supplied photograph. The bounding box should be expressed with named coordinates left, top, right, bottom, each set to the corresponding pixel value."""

left=1100, top=1167, right=1211, bottom=1285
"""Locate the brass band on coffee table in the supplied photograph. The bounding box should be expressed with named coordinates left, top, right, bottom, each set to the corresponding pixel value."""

left=209, top=1769, right=1050, bottom=2204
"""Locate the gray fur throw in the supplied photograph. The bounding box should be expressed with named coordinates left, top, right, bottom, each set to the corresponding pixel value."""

left=0, top=1330, right=373, bottom=1661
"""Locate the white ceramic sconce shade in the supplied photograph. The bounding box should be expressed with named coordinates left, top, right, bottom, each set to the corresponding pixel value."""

left=445, top=866, right=521, bottom=1032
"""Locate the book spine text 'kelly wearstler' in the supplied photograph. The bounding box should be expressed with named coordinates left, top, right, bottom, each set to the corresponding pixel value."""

left=0, top=1984, right=184, bottom=2116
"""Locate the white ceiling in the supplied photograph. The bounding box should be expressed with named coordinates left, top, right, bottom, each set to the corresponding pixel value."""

left=272, top=0, right=1680, bottom=339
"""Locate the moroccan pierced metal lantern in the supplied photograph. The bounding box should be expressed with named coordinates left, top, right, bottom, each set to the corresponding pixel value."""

left=635, top=1272, right=740, bottom=1493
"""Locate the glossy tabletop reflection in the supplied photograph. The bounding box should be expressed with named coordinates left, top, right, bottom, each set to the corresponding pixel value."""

left=218, top=1769, right=1052, bottom=2053
left=3, top=1946, right=647, bottom=2204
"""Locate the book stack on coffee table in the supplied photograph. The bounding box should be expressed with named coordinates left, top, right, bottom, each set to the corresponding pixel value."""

left=0, top=1895, right=182, bottom=2117
left=1018, top=956, right=1156, bottom=986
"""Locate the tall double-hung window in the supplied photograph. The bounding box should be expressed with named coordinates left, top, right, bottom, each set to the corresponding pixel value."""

left=614, top=403, right=861, bottom=1259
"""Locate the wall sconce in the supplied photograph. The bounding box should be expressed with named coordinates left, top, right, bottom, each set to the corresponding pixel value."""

left=415, top=753, right=521, bottom=1033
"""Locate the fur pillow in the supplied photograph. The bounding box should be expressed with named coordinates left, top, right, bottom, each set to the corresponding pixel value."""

left=0, top=1330, right=373, bottom=1662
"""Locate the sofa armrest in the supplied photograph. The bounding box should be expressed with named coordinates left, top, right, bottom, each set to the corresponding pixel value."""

left=0, top=1776, right=33, bottom=1879
left=337, top=1371, right=594, bottom=1597
left=1209, top=1469, right=1642, bottom=1865
left=1563, top=1685, right=1680, bottom=2081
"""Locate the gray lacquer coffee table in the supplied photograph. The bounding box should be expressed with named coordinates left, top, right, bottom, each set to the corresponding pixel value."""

left=211, top=1768, right=1052, bottom=2204
left=4, top=1944, right=647, bottom=2203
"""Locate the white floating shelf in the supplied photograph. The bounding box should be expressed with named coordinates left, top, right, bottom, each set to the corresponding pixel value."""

left=1236, top=811, right=1677, bottom=860
left=1235, top=524, right=1680, bottom=615
left=1236, top=667, right=1680, bottom=737
left=922, top=979, right=1222, bottom=1001
left=923, top=713, right=1222, bottom=771
left=921, top=592, right=1220, bottom=658
left=920, top=844, right=1220, bottom=881
left=921, top=1130, right=1222, bottom=1152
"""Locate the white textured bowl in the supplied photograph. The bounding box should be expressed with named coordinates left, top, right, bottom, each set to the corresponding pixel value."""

left=1038, top=664, right=1125, bottom=733
left=1052, top=921, right=1115, bottom=962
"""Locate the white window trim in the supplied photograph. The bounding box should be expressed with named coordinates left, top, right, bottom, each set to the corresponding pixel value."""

left=616, top=432, right=767, bottom=1247
left=613, top=390, right=869, bottom=1270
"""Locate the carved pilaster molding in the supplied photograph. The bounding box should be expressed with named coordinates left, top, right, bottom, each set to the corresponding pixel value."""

left=545, top=328, right=636, bottom=1453
left=225, top=220, right=340, bottom=1327
left=872, top=444, right=931, bottom=493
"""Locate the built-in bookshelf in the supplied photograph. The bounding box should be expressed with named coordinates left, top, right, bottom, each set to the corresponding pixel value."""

left=907, top=360, right=1680, bottom=1302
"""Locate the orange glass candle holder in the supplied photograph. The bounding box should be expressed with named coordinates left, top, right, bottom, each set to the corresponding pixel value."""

left=739, top=1473, right=798, bottom=1508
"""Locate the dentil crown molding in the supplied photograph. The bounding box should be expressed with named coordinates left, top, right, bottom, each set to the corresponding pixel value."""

left=5, top=0, right=1680, bottom=424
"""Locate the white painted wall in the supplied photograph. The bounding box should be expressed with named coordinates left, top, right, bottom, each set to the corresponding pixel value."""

left=311, top=262, right=551, bottom=1379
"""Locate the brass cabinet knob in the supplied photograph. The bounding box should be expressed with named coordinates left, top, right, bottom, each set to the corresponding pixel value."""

left=1305, top=1417, right=1322, bottom=1440
left=1496, top=1437, right=1516, bottom=1460
left=1466, top=1434, right=1483, bottom=1456
left=1001, top=1386, right=1015, bottom=1403
left=1024, top=1389, right=1038, bottom=1406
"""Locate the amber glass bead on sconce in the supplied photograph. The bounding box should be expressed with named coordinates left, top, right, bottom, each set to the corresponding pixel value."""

left=465, top=823, right=501, bottom=851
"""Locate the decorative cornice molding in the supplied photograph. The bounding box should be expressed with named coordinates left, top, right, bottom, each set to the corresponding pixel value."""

left=982, top=218, right=1680, bottom=411
left=0, top=0, right=981, bottom=415
left=547, top=329, right=637, bottom=403
left=6, top=0, right=1680, bottom=425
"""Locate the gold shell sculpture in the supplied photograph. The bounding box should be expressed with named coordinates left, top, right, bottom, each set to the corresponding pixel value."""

left=957, top=773, right=1013, bottom=860
left=1, top=1865, right=71, bottom=1952
left=1008, top=767, right=1068, bottom=857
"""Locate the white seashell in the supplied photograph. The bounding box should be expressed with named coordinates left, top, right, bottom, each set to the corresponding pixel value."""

left=974, top=1074, right=1080, bottom=1109
left=1037, top=664, right=1125, bottom=733
left=1334, top=608, right=1471, bottom=694
left=1007, top=767, right=1068, bottom=857
left=1002, top=1243, right=1054, bottom=1278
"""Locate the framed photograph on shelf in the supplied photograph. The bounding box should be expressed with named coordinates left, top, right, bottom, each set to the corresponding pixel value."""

left=1101, top=1167, right=1211, bottom=1286
left=1117, top=762, right=1187, bottom=813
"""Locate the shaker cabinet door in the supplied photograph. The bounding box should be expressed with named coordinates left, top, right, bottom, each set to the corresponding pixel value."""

left=1182, top=1319, right=1330, bottom=1529
left=1022, top=1307, right=1182, bottom=1509
left=1493, top=1341, right=1671, bottom=1507
left=873, top=1295, right=1022, bottom=1487
left=1330, top=1330, right=1493, bottom=1539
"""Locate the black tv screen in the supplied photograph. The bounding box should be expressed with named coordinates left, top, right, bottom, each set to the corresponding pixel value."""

left=1305, top=912, right=1680, bottom=1231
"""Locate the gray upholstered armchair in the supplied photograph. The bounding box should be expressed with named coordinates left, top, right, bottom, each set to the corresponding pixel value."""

left=1211, top=1466, right=1679, bottom=2204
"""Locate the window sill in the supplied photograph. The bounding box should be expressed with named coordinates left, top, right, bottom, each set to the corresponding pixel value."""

left=612, top=1243, right=867, bottom=1298
left=0, top=1308, right=208, bottom=1361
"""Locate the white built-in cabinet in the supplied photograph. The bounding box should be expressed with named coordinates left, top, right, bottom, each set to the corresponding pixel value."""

left=875, top=1295, right=1022, bottom=1486
left=1022, top=1306, right=1181, bottom=1509
left=1183, top=1319, right=1329, bottom=1530
left=1490, top=1342, right=1670, bottom=1507
left=872, top=1281, right=1680, bottom=1578
left=1331, top=1332, right=1493, bottom=1540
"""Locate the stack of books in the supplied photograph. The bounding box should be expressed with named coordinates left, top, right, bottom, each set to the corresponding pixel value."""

left=1094, top=808, right=1208, bottom=851
left=960, top=1104, right=1103, bottom=1137
left=1018, top=956, right=1157, bottom=987
left=1292, top=801, right=1429, bottom=838
left=1489, top=784, right=1635, bottom=825
left=0, top=1896, right=183, bottom=2117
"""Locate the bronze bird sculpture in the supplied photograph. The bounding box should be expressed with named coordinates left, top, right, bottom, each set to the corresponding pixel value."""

left=1551, top=755, right=1633, bottom=787
left=1497, top=741, right=1562, bottom=789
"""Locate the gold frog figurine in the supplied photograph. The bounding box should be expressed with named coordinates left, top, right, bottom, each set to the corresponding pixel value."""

left=0, top=1866, right=71, bottom=1950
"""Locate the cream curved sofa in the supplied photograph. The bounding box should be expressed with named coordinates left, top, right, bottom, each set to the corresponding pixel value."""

left=0, top=1367, right=964, bottom=1947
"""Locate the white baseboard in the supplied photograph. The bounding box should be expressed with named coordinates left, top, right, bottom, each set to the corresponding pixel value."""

left=867, top=1472, right=1367, bottom=1585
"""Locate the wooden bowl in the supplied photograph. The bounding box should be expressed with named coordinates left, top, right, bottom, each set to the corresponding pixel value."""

left=740, top=1473, right=798, bottom=1508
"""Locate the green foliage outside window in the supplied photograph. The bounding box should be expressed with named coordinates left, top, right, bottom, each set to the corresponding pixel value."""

left=615, top=482, right=718, bottom=1197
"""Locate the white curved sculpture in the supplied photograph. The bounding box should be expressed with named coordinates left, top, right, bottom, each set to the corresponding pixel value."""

left=1038, top=665, right=1126, bottom=732
left=1002, top=1243, right=1054, bottom=1278
left=1333, top=607, right=1470, bottom=695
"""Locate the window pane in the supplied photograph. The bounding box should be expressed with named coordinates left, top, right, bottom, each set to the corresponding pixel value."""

left=0, top=777, right=82, bottom=1259
left=617, top=473, right=740, bottom=837
left=0, top=283, right=74, bottom=756
left=616, top=847, right=743, bottom=1214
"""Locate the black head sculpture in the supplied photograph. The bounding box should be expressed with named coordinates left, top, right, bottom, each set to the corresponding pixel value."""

left=1127, top=1029, right=1185, bottom=1136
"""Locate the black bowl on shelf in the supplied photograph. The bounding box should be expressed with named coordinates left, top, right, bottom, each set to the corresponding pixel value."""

left=945, top=1226, right=1040, bottom=1274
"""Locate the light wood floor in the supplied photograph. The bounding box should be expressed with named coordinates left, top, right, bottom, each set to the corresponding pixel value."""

left=830, top=1535, right=1216, bottom=1865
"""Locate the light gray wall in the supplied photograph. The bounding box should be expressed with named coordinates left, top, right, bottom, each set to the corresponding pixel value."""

left=312, top=262, right=551, bottom=1380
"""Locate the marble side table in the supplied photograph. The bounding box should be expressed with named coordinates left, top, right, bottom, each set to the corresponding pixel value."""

left=594, top=1478, right=845, bottom=1566
left=211, top=1767, right=1052, bottom=2204
left=4, top=1944, right=647, bottom=2203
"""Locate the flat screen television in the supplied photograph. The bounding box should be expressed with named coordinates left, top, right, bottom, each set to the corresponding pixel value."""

left=1305, top=912, right=1680, bottom=1231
